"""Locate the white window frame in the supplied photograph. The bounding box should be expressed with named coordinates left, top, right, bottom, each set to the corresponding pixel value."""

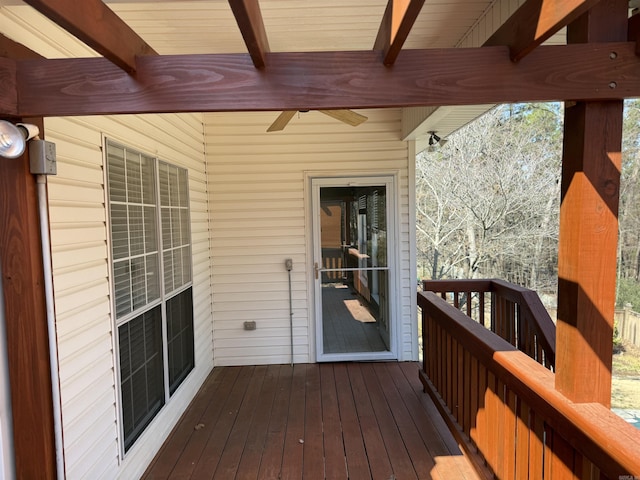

left=104, top=139, right=195, bottom=457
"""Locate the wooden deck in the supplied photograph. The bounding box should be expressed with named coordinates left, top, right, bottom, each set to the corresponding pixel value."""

left=143, top=362, right=482, bottom=480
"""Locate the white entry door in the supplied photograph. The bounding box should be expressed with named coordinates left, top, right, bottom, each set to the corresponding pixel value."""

left=311, top=176, right=397, bottom=362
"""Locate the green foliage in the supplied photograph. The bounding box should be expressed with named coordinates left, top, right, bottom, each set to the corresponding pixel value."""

left=613, top=320, right=624, bottom=354
left=616, top=277, right=640, bottom=309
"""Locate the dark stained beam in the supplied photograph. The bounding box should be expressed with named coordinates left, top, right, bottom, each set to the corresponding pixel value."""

left=228, top=0, right=270, bottom=69
left=484, top=0, right=601, bottom=62
left=6, top=43, right=639, bottom=118
left=630, top=13, right=640, bottom=55
left=22, top=0, right=157, bottom=73
left=374, top=0, right=426, bottom=66
left=0, top=57, right=17, bottom=116
left=0, top=34, right=42, bottom=116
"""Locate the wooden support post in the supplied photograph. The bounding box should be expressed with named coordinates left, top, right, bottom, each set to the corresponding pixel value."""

left=0, top=119, right=56, bottom=478
left=555, top=0, right=627, bottom=405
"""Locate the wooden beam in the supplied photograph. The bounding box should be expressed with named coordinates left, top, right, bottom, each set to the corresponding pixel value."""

left=374, top=0, right=425, bottom=66
left=22, top=0, right=157, bottom=73
left=630, top=13, right=640, bottom=56
left=6, top=42, right=639, bottom=118
left=0, top=57, right=18, bottom=116
left=228, top=0, right=270, bottom=69
left=0, top=117, right=57, bottom=478
left=484, top=0, right=601, bottom=62
left=0, top=33, right=43, bottom=60
left=555, top=0, right=627, bottom=406
left=0, top=34, right=43, bottom=116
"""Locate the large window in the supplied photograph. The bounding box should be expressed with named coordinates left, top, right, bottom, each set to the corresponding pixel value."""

left=106, top=140, right=194, bottom=453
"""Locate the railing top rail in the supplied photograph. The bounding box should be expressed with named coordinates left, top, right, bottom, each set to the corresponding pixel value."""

left=421, top=278, right=557, bottom=366
left=490, top=279, right=557, bottom=365
left=422, top=278, right=493, bottom=292
left=418, top=291, right=640, bottom=477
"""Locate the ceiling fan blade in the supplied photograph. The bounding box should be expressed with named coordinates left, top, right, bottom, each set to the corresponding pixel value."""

left=319, top=109, right=368, bottom=127
left=267, top=111, right=297, bottom=132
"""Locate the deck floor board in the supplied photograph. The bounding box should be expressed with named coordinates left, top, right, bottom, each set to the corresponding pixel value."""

left=143, top=362, right=482, bottom=480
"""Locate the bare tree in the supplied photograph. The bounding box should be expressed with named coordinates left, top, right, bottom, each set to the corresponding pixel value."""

left=416, top=103, right=562, bottom=294
left=417, top=100, right=640, bottom=306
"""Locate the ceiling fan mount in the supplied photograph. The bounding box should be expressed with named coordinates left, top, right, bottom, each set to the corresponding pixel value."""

left=267, top=109, right=368, bottom=132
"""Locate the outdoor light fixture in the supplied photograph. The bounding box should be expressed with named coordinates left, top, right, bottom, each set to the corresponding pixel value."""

left=0, top=120, right=40, bottom=159
left=428, top=131, right=448, bottom=152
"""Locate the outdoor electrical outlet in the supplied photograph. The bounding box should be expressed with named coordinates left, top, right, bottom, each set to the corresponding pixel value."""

left=285, top=258, right=293, bottom=271
left=29, top=139, right=57, bottom=175
left=244, top=321, right=256, bottom=331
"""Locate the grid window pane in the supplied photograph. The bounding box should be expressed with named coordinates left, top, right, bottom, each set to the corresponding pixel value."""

left=113, top=260, right=131, bottom=318
left=167, top=288, right=194, bottom=395
left=141, top=154, right=156, bottom=205
left=159, top=163, right=170, bottom=207
left=118, top=307, right=164, bottom=452
left=160, top=161, right=191, bottom=294
left=130, top=256, right=147, bottom=311
left=110, top=204, right=129, bottom=260
left=178, top=169, right=189, bottom=207
left=172, top=208, right=182, bottom=247
left=144, top=207, right=157, bottom=252
left=162, top=208, right=172, bottom=249
left=128, top=205, right=144, bottom=256
left=163, top=250, right=174, bottom=293
left=126, top=151, right=142, bottom=204
left=107, top=145, right=126, bottom=203
left=172, top=250, right=183, bottom=288
left=180, top=209, right=189, bottom=246
left=107, top=141, right=159, bottom=320
left=146, top=253, right=160, bottom=303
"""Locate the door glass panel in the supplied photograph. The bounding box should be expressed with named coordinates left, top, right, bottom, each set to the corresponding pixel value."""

left=319, top=186, right=390, bottom=354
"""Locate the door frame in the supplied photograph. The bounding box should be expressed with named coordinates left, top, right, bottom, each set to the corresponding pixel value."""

left=308, top=173, right=400, bottom=362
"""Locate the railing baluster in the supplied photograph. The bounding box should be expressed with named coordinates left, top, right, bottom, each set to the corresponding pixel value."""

left=530, top=411, right=544, bottom=480
left=503, top=386, right=517, bottom=479
left=490, top=292, right=497, bottom=333
left=476, top=363, right=488, bottom=460
left=446, top=332, right=452, bottom=410
left=456, top=339, right=464, bottom=423
left=514, top=397, right=530, bottom=479
left=463, top=350, right=471, bottom=436
left=486, top=371, right=499, bottom=475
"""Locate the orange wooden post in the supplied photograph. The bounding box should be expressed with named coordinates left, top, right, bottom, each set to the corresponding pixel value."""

left=555, top=0, right=627, bottom=405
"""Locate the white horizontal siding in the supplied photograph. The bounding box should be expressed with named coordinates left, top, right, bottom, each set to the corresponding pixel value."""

left=44, top=113, right=212, bottom=480
left=206, top=109, right=415, bottom=366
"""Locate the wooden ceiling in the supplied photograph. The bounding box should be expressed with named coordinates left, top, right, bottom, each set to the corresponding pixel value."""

left=0, top=0, right=638, bottom=119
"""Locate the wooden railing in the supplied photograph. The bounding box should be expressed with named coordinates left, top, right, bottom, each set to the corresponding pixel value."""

left=418, top=291, right=640, bottom=479
left=422, top=279, right=556, bottom=369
